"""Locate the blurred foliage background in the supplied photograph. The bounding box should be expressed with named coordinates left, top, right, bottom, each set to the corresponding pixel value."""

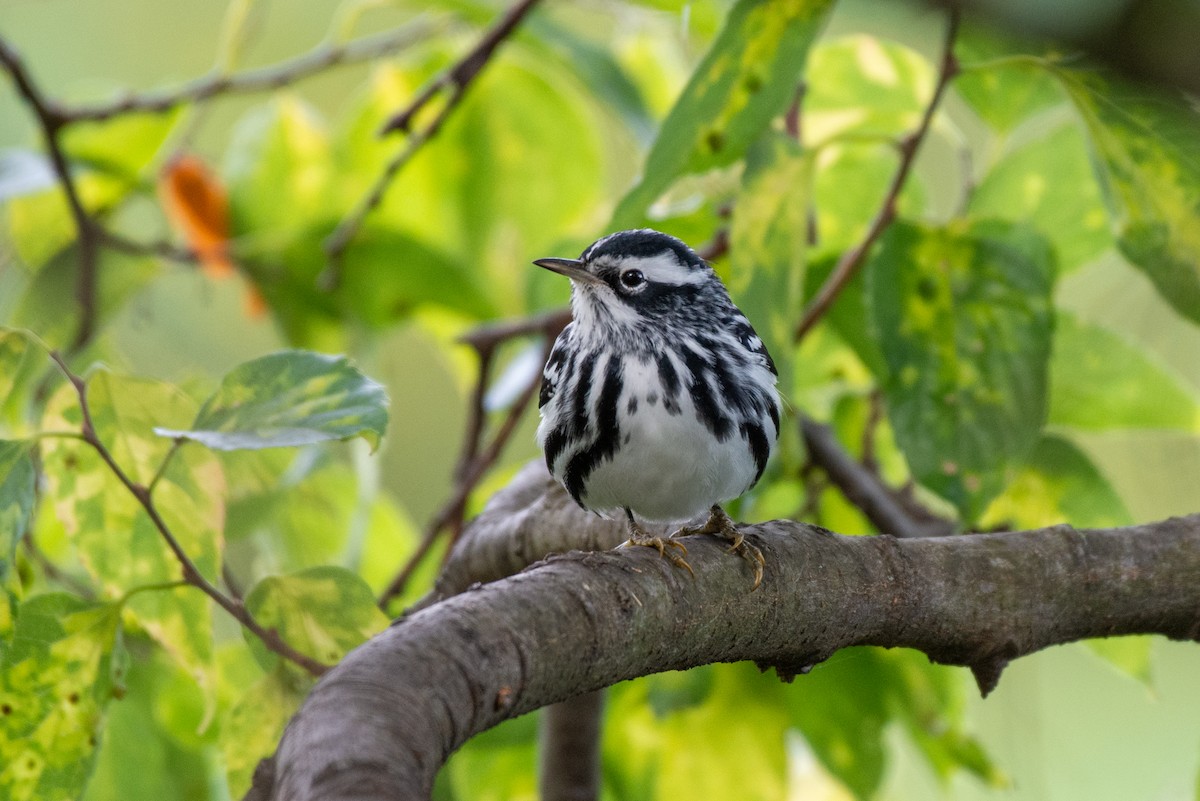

left=2, top=0, right=1200, bottom=799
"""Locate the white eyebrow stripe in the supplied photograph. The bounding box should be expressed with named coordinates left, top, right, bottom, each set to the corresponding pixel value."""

left=616, top=253, right=708, bottom=286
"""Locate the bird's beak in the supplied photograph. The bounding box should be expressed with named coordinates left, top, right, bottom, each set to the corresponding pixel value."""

left=534, top=257, right=605, bottom=286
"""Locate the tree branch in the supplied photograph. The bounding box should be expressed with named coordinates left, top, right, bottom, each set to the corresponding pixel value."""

left=0, top=36, right=100, bottom=352
left=249, top=464, right=1200, bottom=800
left=792, top=6, right=960, bottom=342
left=64, top=23, right=439, bottom=123
left=800, top=416, right=956, bottom=538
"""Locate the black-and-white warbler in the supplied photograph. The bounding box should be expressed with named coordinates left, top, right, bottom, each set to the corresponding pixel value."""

left=535, top=229, right=781, bottom=588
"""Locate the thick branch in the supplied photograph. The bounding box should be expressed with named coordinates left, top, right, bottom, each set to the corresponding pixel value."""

left=251, top=465, right=1200, bottom=800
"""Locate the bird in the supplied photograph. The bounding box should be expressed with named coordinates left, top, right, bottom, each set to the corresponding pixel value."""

left=534, top=229, right=781, bottom=589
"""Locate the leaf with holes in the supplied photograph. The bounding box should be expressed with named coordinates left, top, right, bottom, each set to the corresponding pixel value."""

left=867, top=219, right=1055, bottom=520
left=611, top=0, right=833, bottom=227
left=243, top=566, right=388, bottom=674
left=1058, top=68, right=1200, bottom=326
left=156, top=351, right=389, bottom=452
left=0, top=594, right=125, bottom=801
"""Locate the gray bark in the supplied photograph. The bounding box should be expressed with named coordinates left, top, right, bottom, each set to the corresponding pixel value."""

left=246, top=462, right=1200, bottom=801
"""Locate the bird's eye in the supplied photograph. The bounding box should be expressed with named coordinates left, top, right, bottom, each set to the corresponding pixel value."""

left=620, top=270, right=645, bottom=289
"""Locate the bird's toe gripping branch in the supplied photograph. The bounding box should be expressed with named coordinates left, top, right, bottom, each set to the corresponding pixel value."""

left=621, top=510, right=695, bottom=578
left=675, top=505, right=765, bottom=591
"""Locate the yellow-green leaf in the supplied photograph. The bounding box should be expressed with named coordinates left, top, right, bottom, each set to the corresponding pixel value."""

left=1048, top=313, right=1200, bottom=431
left=156, top=350, right=389, bottom=452
left=40, top=372, right=223, bottom=690
left=0, top=441, right=34, bottom=588
left=0, top=594, right=124, bottom=801
left=611, top=0, right=833, bottom=228
left=1084, top=636, right=1153, bottom=686
left=803, top=34, right=934, bottom=144
left=221, top=666, right=305, bottom=797
left=969, top=122, right=1113, bottom=272
left=1058, top=69, right=1200, bottom=326
left=243, top=565, right=389, bottom=673
left=981, top=434, right=1132, bottom=530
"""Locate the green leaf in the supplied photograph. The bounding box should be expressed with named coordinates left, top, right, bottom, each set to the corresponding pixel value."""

left=1084, top=636, right=1153, bottom=686
left=785, top=648, right=1001, bottom=799
left=0, top=594, right=124, bottom=801
left=811, top=141, right=926, bottom=256
left=803, top=252, right=886, bottom=377
left=61, top=111, right=180, bottom=182
left=867, top=219, right=1055, bottom=519
left=1057, top=69, right=1200, bottom=326
left=611, top=0, right=833, bottom=228
left=727, top=132, right=811, bottom=390
left=803, top=34, right=935, bottom=144
left=0, top=441, right=34, bottom=587
left=0, top=328, right=49, bottom=432
left=953, top=27, right=1064, bottom=132
left=969, top=122, right=1112, bottom=272
left=156, top=350, right=389, bottom=451
left=337, top=227, right=496, bottom=322
left=82, top=651, right=214, bottom=801
left=606, top=665, right=789, bottom=801
left=12, top=247, right=159, bottom=350
left=981, top=434, right=1131, bottom=530
left=1048, top=313, right=1200, bottom=431
left=40, top=372, right=222, bottom=688
left=221, top=666, right=305, bottom=797
left=6, top=111, right=178, bottom=269
left=226, top=95, right=333, bottom=240
left=243, top=566, right=389, bottom=672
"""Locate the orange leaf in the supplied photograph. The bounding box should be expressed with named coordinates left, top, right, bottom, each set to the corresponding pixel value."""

left=158, top=154, right=235, bottom=278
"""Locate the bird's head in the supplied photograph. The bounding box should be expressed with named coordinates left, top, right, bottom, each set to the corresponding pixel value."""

left=534, top=229, right=725, bottom=336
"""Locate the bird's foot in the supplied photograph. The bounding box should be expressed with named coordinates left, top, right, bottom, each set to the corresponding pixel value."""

left=622, top=514, right=695, bottom=578
left=674, top=505, right=765, bottom=591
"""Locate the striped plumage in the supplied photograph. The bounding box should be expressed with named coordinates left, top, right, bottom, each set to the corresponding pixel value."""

left=534, top=230, right=780, bottom=585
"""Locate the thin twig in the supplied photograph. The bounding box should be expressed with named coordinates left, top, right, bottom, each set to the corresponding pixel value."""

left=321, top=0, right=544, bottom=286
left=379, top=0, right=542, bottom=136
left=0, top=37, right=100, bottom=352
left=95, top=228, right=199, bottom=264
left=792, top=7, right=961, bottom=342
left=66, top=23, right=440, bottom=123
left=46, top=350, right=328, bottom=676
left=377, top=310, right=566, bottom=607
left=22, top=534, right=97, bottom=599
left=800, top=416, right=955, bottom=538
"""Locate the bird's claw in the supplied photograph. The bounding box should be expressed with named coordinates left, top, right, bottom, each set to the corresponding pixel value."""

left=676, top=505, right=765, bottom=591
left=623, top=528, right=695, bottom=578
